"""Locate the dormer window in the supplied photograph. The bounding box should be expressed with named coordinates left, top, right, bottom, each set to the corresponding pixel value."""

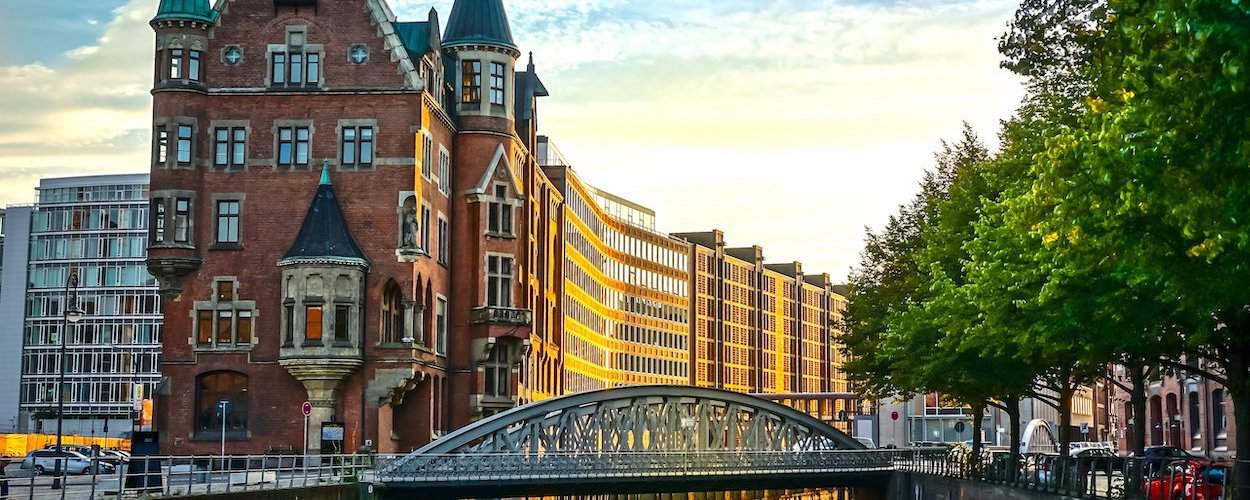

left=271, top=29, right=320, bottom=88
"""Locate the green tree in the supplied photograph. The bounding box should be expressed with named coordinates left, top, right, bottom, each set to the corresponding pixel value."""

left=1023, top=0, right=1250, bottom=487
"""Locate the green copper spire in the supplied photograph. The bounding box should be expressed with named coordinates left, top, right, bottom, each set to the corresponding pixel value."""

left=152, top=0, right=218, bottom=24
left=443, top=0, right=517, bottom=49
left=320, top=160, right=332, bottom=186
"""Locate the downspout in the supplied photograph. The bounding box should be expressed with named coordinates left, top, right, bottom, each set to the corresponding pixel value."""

left=358, top=271, right=369, bottom=451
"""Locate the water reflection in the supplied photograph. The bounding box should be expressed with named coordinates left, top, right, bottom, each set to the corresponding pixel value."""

left=480, top=489, right=875, bottom=500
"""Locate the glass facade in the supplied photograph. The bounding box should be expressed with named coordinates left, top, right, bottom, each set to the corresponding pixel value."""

left=19, top=177, right=162, bottom=428
left=560, top=170, right=691, bottom=393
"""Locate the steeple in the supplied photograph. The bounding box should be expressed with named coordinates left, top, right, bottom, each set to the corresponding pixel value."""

left=280, top=164, right=368, bottom=268
left=151, top=0, right=218, bottom=25
left=443, top=0, right=517, bottom=50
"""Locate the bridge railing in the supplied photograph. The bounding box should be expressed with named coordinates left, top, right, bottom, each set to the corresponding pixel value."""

left=1, top=453, right=391, bottom=499
left=898, top=448, right=1232, bottom=500
left=376, top=449, right=915, bottom=483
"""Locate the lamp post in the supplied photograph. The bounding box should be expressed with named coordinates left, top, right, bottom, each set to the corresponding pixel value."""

left=218, top=400, right=230, bottom=464
left=52, top=269, right=85, bottom=490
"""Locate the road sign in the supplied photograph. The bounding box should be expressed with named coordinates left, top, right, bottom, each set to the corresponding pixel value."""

left=302, top=401, right=313, bottom=417
left=954, top=421, right=966, bottom=433
left=891, top=411, right=899, bottom=421
left=1080, top=422, right=1090, bottom=434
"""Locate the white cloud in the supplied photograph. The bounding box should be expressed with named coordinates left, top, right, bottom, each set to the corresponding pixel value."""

left=0, top=0, right=1025, bottom=280
left=0, top=0, right=156, bottom=205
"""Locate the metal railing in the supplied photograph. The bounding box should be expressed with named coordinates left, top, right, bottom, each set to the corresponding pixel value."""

left=0, top=454, right=378, bottom=499
left=898, top=448, right=1233, bottom=500
left=377, top=449, right=909, bottom=484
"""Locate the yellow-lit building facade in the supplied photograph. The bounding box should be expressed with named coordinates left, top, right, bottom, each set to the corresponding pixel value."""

left=542, top=165, right=691, bottom=392
left=537, top=137, right=854, bottom=429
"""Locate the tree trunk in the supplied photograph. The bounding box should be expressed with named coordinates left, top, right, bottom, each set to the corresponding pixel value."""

left=1055, top=367, right=1075, bottom=457
left=1057, top=372, right=1074, bottom=457
left=1129, top=364, right=1148, bottom=456
left=1226, top=336, right=1250, bottom=499
left=971, top=402, right=985, bottom=478
left=1006, top=394, right=1022, bottom=483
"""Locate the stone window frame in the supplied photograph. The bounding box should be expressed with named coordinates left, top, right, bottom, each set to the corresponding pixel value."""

left=208, top=119, right=251, bottom=170
left=420, top=133, right=433, bottom=180
left=210, top=193, right=246, bottom=250
left=149, top=189, right=196, bottom=250
left=435, top=294, right=448, bottom=356
left=280, top=269, right=363, bottom=349
left=192, top=371, right=250, bottom=441
left=348, top=44, right=369, bottom=65
left=437, top=144, right=451, bottom=195
left=221, top=45, right=244, bottom=66
left=191, top=276, right=258, bottom=352
left=335, top=118, right=378, bottom=171
left=483, top=343, right=512, bottom=398
left=420, top=202, right=432, bottom=254
left=436, top=212, right=449, bottom=267
left=153, top=116, right=199, bottom=170
left=157, top=36, right=207, bottom=88
left=484, top=252, right=515, bottom=309
left=265, top=25, right=324, bottom=89
left=273, top=119, right=315, bottom=169
left=486, top=182, right=517, bottom=238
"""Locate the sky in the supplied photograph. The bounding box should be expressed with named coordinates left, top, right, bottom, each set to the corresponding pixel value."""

left=0, top=0, right=1025, bottom=281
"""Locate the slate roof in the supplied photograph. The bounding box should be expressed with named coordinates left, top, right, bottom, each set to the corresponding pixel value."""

left=280, top=166, right=368, bottom=268
left=395, top=22, right=433, bottom=57
left=443, top=0, right=516, bottom=49
left=152, top=0, right=218, bottom=24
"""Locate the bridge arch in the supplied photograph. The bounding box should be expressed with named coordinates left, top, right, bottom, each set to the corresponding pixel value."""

left=382, top=385, right=865, bottom=479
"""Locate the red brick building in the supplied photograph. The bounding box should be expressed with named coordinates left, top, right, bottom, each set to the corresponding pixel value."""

left=145, top=0, right=560, bottom=455
left=1108, top=364, right=1236, bottom=459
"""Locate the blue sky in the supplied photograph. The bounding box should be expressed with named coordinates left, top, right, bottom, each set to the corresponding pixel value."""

left=0, top=0, right=1025, bottom=280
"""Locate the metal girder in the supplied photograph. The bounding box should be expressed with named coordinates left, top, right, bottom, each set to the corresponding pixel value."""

left=380, top=385, right=865, bottom=479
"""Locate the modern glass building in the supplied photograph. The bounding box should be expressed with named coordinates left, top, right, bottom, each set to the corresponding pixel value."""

left=0, top=174, right=162, bottom=437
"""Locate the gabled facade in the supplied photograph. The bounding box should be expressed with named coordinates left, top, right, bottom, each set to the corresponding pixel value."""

left=147, top=0, right=466, bottom=454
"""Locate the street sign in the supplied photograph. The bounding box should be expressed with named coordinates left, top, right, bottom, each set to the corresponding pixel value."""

left=891, top=411, right=899, bottom=421
left=954, top=421, right=966, bottom=433
left=302, top=401, right=312, bottom=417
left=1080, top=422, right=1090, bottom=434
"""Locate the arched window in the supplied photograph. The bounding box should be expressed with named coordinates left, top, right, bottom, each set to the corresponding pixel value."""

left=382, top=281, right=406, bottom=344
left=196, top=371, right=248, bottom=437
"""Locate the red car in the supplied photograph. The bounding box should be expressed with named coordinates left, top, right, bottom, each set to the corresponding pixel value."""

left=1143, top=459, right=1227, bottom=500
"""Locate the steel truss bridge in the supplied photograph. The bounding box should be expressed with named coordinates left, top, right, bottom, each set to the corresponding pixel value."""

left=376, top=385, right=896, bottom=497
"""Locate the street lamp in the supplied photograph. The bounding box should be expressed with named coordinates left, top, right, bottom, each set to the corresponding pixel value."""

left=218, top=400, right=230, bottom=464
left=52, top=269, right=85, bottom=490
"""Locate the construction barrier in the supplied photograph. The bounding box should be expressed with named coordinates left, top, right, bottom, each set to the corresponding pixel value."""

left=0, top=433, right=130, bottom=458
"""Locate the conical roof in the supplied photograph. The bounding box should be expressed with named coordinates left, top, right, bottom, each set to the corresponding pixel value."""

left=152, top=0, right=218, bottom=24
left=280, top=166, right=368, bottom=268
left=443, top=0, right=516, bottom=50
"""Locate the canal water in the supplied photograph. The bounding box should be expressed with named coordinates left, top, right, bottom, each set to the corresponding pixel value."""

left=477, top=489, right=877, bottom=500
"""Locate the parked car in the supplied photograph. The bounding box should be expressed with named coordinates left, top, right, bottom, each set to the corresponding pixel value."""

left=1135, top=446, right=1196, bottom=476
left=1143, top=459, right=1227, bottom=500
left=1075, top=447, right=1125, bottom=472
left=96, top=449, right=130, bottom=466
left=20, top=449, right=114, bottom=475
